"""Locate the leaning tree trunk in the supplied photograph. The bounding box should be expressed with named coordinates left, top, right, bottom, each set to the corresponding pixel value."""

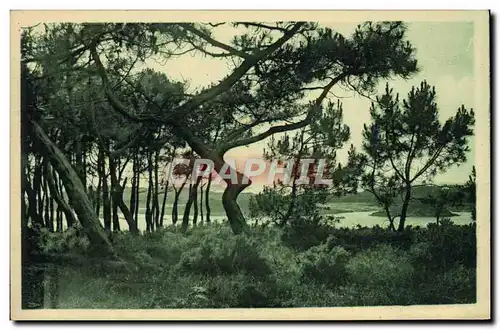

left=213, top=159, right=251, bottom=234
left=182, top=145, right=251, bottom=234
left=221, top=182, right=250, bottom=234
left=31, top=121, right=116, bottom=257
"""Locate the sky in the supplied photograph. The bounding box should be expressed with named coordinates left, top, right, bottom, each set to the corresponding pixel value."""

left=146, top=21, right=476, bottom=191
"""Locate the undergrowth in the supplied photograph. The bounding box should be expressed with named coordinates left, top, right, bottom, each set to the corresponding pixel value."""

left=25, top=220, right=476, bottom=309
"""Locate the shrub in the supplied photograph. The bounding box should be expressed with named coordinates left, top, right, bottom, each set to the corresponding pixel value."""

left=43, top=220, right=477, bottom=309
left=346, top=244, right=416, bottom=305
left=206, top=274, right=278, bottom=308
left=110, top=229, right=191, bottom=271
left=347, top=244, right=413, bottom=287
left=176, top=229, right=271, bottom=278
left=281, top=281, right=340, bottom=307
left=411, top=220, right=476, bottom=270
left=299, top=238, right=350, bottom=286
left=414, top=264, right=476, bottom=304
left=282, top=223, right=413, bottom=252
left=281, top=223, right=332, bottom=251
left=37, top=227, right=90, bottom=255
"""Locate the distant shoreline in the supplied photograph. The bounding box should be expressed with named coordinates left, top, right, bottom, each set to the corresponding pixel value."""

left=368, top=210, right=460, bottom=218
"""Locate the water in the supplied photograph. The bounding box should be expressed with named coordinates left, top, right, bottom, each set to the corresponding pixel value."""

left=106, top=211, right=473, bottom=232
left=334, top=211, right=473, bottom=229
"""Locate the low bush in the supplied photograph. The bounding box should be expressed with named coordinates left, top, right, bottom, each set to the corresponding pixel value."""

left=282, top=223, right=414, bottom=252
left=37, top=227, right=90, bottom=255
left=412, top=219, right=476, bottom=270
left=299, top=238, right=350, bottom=286
left=346, top=244, right=416, bottom=305
left=414, top=264, right=476, bottom=304
left=176, top=228, right=271, bottom=278
left=28, top=219, right=476, bottom=309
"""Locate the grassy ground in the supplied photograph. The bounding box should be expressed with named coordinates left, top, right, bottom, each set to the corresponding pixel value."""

left=31, top=220, right=476, bottom=309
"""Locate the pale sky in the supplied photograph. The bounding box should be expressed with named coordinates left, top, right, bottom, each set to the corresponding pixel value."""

left=146, top=21, right=476, bottom=190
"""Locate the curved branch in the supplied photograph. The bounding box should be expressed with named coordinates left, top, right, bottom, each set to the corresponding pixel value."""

left=217, top=71, right=349, bottom=153
left=90, top=43, right=158, bottom=123
left=176, top=22, right=305, bottom=114
left=234, top=22, right=289, bottom=33
left=179, top=23, right=251, bottom=59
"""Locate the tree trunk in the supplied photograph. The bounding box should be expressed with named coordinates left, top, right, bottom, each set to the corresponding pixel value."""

left=95, top=173, right=102, bottom=216
left=109, top=155, right=138, bottom=234
left=115, top=180, right=138, bottom=234
left=182, top=177, right=202, bottom=231
left=44, top=162, right=77, bottom=228
left=222, top=182, right=250, bottom=234
left=199, top=184, right=204, bottom=225
left=23, top=170, right=43, bottom=227
left=33, top=158, right=44, bottom=224
left=193, top=181, right=200, bottom=226
left=54, top=169, right=75, bottom=229
left=31, top=121, right=116, bottom=257
left=172, top=178, right=187, bottom=225
left=56, top=207, right=63, bottom=232
left=159, top=181, right=169, bottom=227
left=21, top=64, right=45, bottom=308
left=129, top=152, right=138, bottom=221
left=398, top=183, right=412, bottom=232
left=99, top=145, right=112, bottom=233
left=181, top=183, right=193, bottom=231
left=281, top=165, right=299, bottom=227
left=74, top=139, right=86, bottom=189
left=42, top=172, right=52, bottom=231
left=172, top=187, right=180, bottom=225
left=108, top=155, right=121, bottom=232
left=214, top=159, right=251, bottom=234
left=153, top=149, right=160, bottom=229
left=48, top=186, right=55, bottom=231
left=134, top=170, right=140, bottom=224
left=111, top=199, right=119, bottom=231
left=205, top=174, right=212, bottom=224
left=145, top=152, right=154, bottom=232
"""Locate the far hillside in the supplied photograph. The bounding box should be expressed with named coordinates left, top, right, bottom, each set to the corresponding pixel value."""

left=121, top=186, right=254, bottom=217
left=123, top=183, right=473, bottom=220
